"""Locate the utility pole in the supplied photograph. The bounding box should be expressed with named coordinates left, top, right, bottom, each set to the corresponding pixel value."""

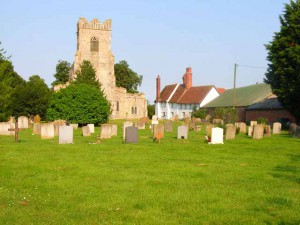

left=233, top=63, right=237, bottom=109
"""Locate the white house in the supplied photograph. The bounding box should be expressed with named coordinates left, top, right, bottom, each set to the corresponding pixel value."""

left=155, top=67, right=223, bottom=119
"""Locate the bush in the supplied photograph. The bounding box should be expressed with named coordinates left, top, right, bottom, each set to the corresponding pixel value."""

left=257, top=117, right=268, bottom=125
left=213, top=107, right=238, bottom=124
left=192, top=108, right=207, bottom=119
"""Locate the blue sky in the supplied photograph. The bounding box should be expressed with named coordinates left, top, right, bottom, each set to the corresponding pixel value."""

left=0, top=0, right=289, bottom=102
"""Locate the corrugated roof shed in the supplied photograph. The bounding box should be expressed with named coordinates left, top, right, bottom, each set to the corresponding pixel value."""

left=247, top=97, right=283, bottom=110
left=203, top=83, right=272, bottom=108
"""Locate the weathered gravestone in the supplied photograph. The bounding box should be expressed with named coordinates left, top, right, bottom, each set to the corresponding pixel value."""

left=253, top=125, right=264, bottom=140
left=136, top=122, right=145, bottom=130
left=0, top=122, right=15, bottom=136
left=87, top=124, right=95, bottom=133
left=189, top=122, right=196, bottom=131
left=206, top=125, right=214, bottom=136
left=32, top=123, right=41, bottom=135
left=82, top=126, right=91, bottom=136
left=111, top=124, right=117, bottom=136
left=211, top=128, right=224, bottom=144
left=195, top=125, right=201, bottom=132
left=100, top=124, right=112, bottom=139
left=264, top=125, right=271, bottom=137
left=250, top=121, right=257, bottom=127
left=125, top=126, right=138, bottom=143
left=177, top=125, right=188, bottom=139
left=289, top=123, right=297, bottom=135
left=225, top=125, right=236, bottom=140
left=33, top=115, right=41, bottom=123
left=151, top=115, right=159, bottom=125
left=153, top=124, right=164, bottom=141
left=235, top=122, right=246, bottom=133
left=70, top=124, right=78, bottom=129
left=294, top=126, right=300, bottom=138
left=53, top=120, right=66, bottom=136
left=248, top=126, right=253, bottom=136
left=140, top=117, right=149, bottom=124
left=8, top=116, right=16, bottom=123
left=272, top=122, right=281, bottom=134
left=59, top=126, right=73, bottom=144
left=18, top=116, right=29, bottom=129
left=164, top=121, right=173, bottom=132
left=41, top=123, right=55, bottom=139
left=123, top=121, right=133, bottom=139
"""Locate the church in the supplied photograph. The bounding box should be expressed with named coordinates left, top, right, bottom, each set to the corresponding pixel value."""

left=55, top=18, right=147, bottom=119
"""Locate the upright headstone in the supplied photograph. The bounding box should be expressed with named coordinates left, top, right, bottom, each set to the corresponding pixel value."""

left=235, top=122, right=246, bottom=133
left=87, top=124, right=95, bottom=133
left=253, top=124, right=264, bottom=140
left=248, top=126, right=253, bottom=136
left=211, top=128, right=224, bottom=144
left=32, top=123, right=41, bottom=135
left=82, top=126, right=91, bottom=136
left=250, top=121, right=257, bottom=127
left=33, top=115, right=41, bottom=123
left=70, top=124, right=78, bottom=129
left=164, top=121, right=173, bottom=132
left=289, top=123, right=297, bottom=135
left=294, top=126, right=300, bottom=138
left=59, top=126, right=73, bottom=144
left=125, top=126, right=138, bottom=143
left=195, top=125, right=201, bottom=132
left=100, top=124, right=112, bottom=139
left=177, top=125, right=188, bottom=139
left=8, top=116, right=16, bottom=123
left=123, top=121, right=133, bottom=139
left=264, top=125, right=271, bottom=137
left=18, top=116, right=29, bottom=129
left=111, top=124, right=118, bottom=136
left=151, top=115, right=159, bottom=125
left=206, top=125, right=214, bottom=136
left=153, top=124, right=164, bottom=140
left=0, top=122, right=14, bottom=136
left=272, top=122, right=281, bottom=134
left=41, top=123, right=55, bottom=139
left=189, top=122, right=196, bottom=131
left=136, top=122, right=145, bottom=130
left=53, top=120, right=66, bottom=136
left=225, top=125, right=236, bottom=140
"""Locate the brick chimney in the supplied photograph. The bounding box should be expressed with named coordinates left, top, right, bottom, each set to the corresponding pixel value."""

left=156, top=75, right=161, bottom=102
left=182, top=67, right=192, bottom=89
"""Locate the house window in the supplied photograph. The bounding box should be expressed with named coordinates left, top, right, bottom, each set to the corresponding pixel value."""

left=90, top=37, right=99, bottom=52
left=182, top=112, right=186, bottom=118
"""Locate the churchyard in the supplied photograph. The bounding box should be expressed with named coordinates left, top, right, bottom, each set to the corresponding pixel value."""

left=0, top=119, right=300, bottom=224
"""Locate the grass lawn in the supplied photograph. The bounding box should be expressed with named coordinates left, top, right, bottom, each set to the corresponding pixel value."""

left=0, top=121, right=300, bottom=225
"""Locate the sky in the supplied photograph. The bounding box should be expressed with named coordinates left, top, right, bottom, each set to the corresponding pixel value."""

left=0, top=0, right=290, bottom=103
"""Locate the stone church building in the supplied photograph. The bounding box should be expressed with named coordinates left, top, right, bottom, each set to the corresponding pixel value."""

left=56, top=18, right=147, bottom=119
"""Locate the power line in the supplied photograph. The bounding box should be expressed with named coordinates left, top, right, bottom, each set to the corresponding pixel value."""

left=237, top=64, right=267, bottom=69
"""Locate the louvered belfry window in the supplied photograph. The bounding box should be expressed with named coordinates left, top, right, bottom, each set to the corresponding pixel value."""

left=90, top=37, right=99, bottom=52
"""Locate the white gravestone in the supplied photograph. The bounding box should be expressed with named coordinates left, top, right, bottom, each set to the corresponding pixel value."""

left=41, top=123, right=55, bottom=139
left=211, top=127, right=224, bottom=144
left=177, top=125, right=188, bottom=139
left=87, top=124, right=95, bottom=133
left=18, top=116, right=29, bottom=129
left=0, top=122, right=14, bottom=136
left=272, top=122, right=281, bottom=134
left=59, top=126, right=73, bottom=144
left=100, top=124, right=112, bottom=139
left=111, top=124, right=118, bottom=136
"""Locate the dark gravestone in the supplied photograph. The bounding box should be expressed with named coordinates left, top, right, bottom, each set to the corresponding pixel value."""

left=289, top=123, right=297, bottom=135
left=125, top=126, right=138, bottom=143
left=294, top=126, right=300, bottom=138
left=164, top=121, right=173, bottom=132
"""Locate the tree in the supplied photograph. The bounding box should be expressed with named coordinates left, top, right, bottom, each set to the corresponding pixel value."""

left=114, top=60, right=143, bottom=93
left=52, top=60, right=71, bottom=87
left=147, top=103, right=155, bottom=119
left=12, top=75, right=52, bottom=119
left=264, top=0, right=300, bottom=123
left=74, top=60, right=100, bottom=88
left=46, top=83, right=110, bottom=125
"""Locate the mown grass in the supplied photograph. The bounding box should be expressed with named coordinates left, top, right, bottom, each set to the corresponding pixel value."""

left=0, top=121, right=300, bottom=225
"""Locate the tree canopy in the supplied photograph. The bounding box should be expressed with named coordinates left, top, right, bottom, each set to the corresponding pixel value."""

left=114, top=60, right=143, bottom=93
left=264, top=0, right=300, bottom=122
left=74, top=60, right=100, bottom=88
left=52, top=60, right=71, bottom=87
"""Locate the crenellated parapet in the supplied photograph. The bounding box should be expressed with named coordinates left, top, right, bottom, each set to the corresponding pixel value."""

left=78, top=17, right=111, bottom=30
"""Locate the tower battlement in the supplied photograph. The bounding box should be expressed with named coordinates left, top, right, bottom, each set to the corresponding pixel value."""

left=78, top=17, right=111, bottom=31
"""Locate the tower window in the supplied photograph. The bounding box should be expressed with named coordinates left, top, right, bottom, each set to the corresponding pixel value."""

left=90, top=37, right=99, bottom=52
left=116, top=101, right=119, bottom=111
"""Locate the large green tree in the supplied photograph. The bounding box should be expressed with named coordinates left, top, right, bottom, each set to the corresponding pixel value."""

left=46, top=84, right=110, bottom=125
left=264, top=0, right=300, bottom=122
left=52, top=60, right=71, bottom=87
left=74, top=60, right=100, bottom=88
left=114, top=60, right=143, bottom=93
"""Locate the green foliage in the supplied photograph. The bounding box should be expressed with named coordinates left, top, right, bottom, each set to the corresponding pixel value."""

left=114, top=60, right=143, bottom=93
left=257, top=117, right=269, bottom=125
left=192, top=108, right=207, bottom=119
left=213, top=107, right=238, bottom=124
left=74, top=60, right=100, bottom=88
left=52, top=60, right=71, bottom=87
left=12, top=75, right=52, bottom=119
left=264, top=0, right=300, bottom=122
left=46, top=84, right=110, bottom=124
left=0, top=42, right=11, bottom=61
left=147, top=103, right=155, bottom=119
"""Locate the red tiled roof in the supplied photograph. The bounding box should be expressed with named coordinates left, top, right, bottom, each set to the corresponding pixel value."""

left=216, top=88, right=226, bottom=94
left=159, top=84, right=177, bottom=102
left=177, top=86, right=213, bottom=104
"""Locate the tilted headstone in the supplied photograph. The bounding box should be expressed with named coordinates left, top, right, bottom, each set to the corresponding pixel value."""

left=82, top=126, right=91, bottom=136
left=272, top=122, right=281, bottom=134
left=59, top=126, right=73, bottom=144
left=211, top=128, right=224, bottom=144
left=225, top=125, right=236, bottom=140
left=253, top=124, right=264, bottom=140
left=70, top=124, right=78, bottom=129
left=136, top=122, right=145, bottom=130
left=164, top=121, right=173, bottom=132
left=0, top=122, right=14, bottom=136
left=100, top=124, right=112, bottom=139
left=289, top=123, right=297, bottom=135
left=32, top=123, right=41, bottom=135
left=18, top=116, right=29, bottom=129
left=264, top=125, right=271, bottom=137
left=294, top=126, right=300, bottom=138
left=153, top=124, right=164, bottom=140
left=250, top=121, right=257, bottom=127
left=206, top=125, right=214, bottom=136
left=33, top=115, right=41, bottom=123
left=125, top=126, right=138, bottom=143
left=248, top=126, right=253, bottom=136
left=41, top=123, right=55, bottom=139
left=123, top=121, right=133, bottom=139
left=111, top=124, right=118, bottom=136
left=87, top=124, right=95, bottom=133
left=235, top=122, right=246, bottom=133
left=177, top=125, right=188, bottom=139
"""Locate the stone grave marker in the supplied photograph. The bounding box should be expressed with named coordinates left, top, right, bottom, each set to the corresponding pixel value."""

left=151, top=115, right=159, bottom=125
left=177, top=125, right=188, bottom=139
left=8, top=116, right=16, bottom=123
left=153, top=124, right=164, bottom=141
left=201, top=119, right=209, bottom=124
left=248, top=126, right=253, bottom=136
left=164, top=121, right=173, bottom=132
left=211, top=127, right=224, bottom=144
left=189, top=122, right=196, bottom=131
left=294, top=126, right=300, bottom=138
left=41, top=123, right=55, bottom=139
left=123, top=121, right=133, bottom=139
left=32, top=123, right=41, bottom=135
left=100, top=124, right=112, bottom=139
left=235, top=122, right=246, bottom=133
left=225, top=125, right=236, bottom=140
left=206, top=125, right=214, bottom=136
left=59, top=126, right=73, bottom=144
left=18, top=116, right=29, bottom=129
left=250, top=121, right=257, bottom=127
left=253, top=125, right=264, bottom=140
left=0, top=122, right=14, bottom=136
left=87, top=124, right=95, bottom=133
left=111, top=124, right=118, bottom=136
left=70, top=124, right=78, bottom=129
left=195, top=125, right=201, bottom=132
left=140, top=117, right=149, bottom=124
left=53, top=120, right=66, bottom=136
left=272, top=122, right=281, bottom=134
left=125, top=126, right=138, bottom=143
left=264, top=125, right=271, bottom=137
left=289, top=123, right=297, bottom=135
left=82, top=126, right=91, bottom=136
left=137, top=122, right=145, bottom=130
left=34, top=115, right=41, bottom=123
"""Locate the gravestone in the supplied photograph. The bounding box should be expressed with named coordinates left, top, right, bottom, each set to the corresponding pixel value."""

left=87, top=124, right=95, bottom=133
left=111, top=124, right=118, bottom=136
left=8, top=122, right=24, bottom=142
left=70, top=124, right=78, bottom=129
left=272, top=122, right=281, bottom=134
left=100, top=124, right=112, bottom=139
left=164, top=121, right=173, bottom=132
left=206, top=125, right=214, bottom=136
left=125, top=126, right=138, bottom=143
left=140, top=117, right=149, bottom=124
left=151, top=115, right=159, bottom=125
left=250, top=121, right=257, bottom=127
left=195, top=125, right=201, bottom=132
left=235, top=122, right=246, bottom=133
left=248, top=126, right=253, bottom=136
left=82, top=126, right=91, bottom=136
left=264, top=125, right=271, bottom=137
left=32, top=123, right=41, bottom=135
left=201, top=119, right=209, bottom=124
left=59, top=126, right=73, bottom=144
left=33, top=115, right=41, bottom=123
left=153, top=124, right=164, bottom=141
left=41, top=123, right=55, bottom=139
left=211, top=128, right=224, bottom=144
left=289, top=123, right=297, bottom=135
left=18, top=116, right=29, bottom=129
left=184, top=117, right=191, bottom=124
left=0, top=122, right=14, bottom=136
left=123, top=121, right=133, bottom=139
left=225, top=125, right=236, bottom=140
left=8, top=116, right=16, bottom=123
left=53, top=120, right=66, bottom=136
left=177, top=125, right=188, bottom=139
left=253, top=125, right=264, bottom=140
left=189, top=122, right=196, bottom=131
left=136, top=122, right=145, bottom=130
left=213, top=119, right=224, bottom=125
left=294, top=126, right=300, bottom=138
